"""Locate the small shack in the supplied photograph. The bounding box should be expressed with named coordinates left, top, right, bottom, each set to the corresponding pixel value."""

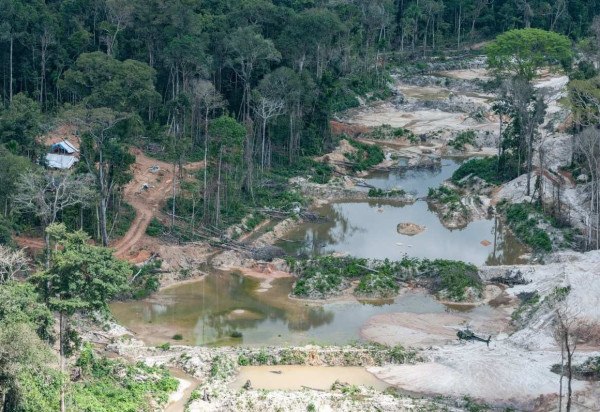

left=45, top=140, right=79, bottom=170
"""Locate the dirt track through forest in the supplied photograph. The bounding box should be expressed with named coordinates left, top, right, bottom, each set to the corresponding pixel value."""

left=17, top=148, right=204, bottom=263
left=112, top=148, right=204, bottom=262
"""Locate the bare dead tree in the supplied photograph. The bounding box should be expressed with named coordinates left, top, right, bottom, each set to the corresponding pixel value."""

left=13, top=171, right=95, bottom=265
left=252, top=92, right=284, bottom=171
left=190, top=80, right=225, bottom=218
left=101, top=0, right=134, bottom=56
left=554, top=306, right=595, bottom=411
left=575, top=128, right=600, bottom=249
left=0, top=245, right=29, bottom=283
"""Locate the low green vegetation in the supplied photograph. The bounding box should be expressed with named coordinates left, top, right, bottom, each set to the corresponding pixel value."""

left=428, top=185, right=470, bottom=223
left=551, top=356, right=600, bottom=381
left=345, top=139, right=386, bottom=172
left=368, top=188, right=407, bottom=198
left=511, top=291, right=541, bottom=325
left=236, top=343, right=418, bottom=368
left=289, top=256, right=482, bottom=302
left=369, top=124, right=416, bottom=142
left=451, top=156, right=518, bottom=185
left=146, top=217, right=165, bottom=237
left=127, top=259, right=162, bottom=300
left=72, top=344, right=178, bottom=410
left=504, top=203, right=553, bottom=252
left=448, top=130, right=476, bottom=151
left=356, top=271, right=400, bottom=298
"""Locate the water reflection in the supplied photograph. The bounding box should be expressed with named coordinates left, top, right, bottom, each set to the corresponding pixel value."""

left=110, top=271, right=491, bottom=347
left=277, top=158, right=528, bottom=266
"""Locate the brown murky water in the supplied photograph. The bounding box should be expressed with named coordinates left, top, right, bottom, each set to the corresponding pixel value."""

left=111, top=271, right=504, bottom=347
left=229, top=366, right=389, bottom=391
left=111, top=159, right=524, bottom=347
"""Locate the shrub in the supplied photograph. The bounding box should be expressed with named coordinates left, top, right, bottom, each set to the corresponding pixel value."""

left=172, top=334, right=183, bottom=341
left=449, top=130, right=476, bottom=150
left=368, top=188, right=406, bottom=198
left=505, top=204, right=552, bottom=252
left=146, top=217, right=164, bottom=237
left=451, top=156, right=519, bottom=185
left=345, top=139, right=385, bottom=172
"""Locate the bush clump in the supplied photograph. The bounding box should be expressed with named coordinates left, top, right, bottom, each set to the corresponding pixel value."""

left=345, top=139, right=385, bottom=172
left=451, top=156, right=518, bottom=185
left=290, top=256, right=482, bottom=302
left=505, top=203, right=552, bottom=252
left=73, top=344, right=178, bottom=409
left=368, top=188, right=406, bottom=198
left=146, top=217, right=165, bottom=237
left=418, top=259, right=482, bottom=301
left=449, top=130, right=476, bottom=150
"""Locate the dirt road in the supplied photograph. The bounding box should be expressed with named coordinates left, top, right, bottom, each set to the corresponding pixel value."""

left=16, top=148, right=204, bottom=264
left=111, top=148, right=203, bottom=262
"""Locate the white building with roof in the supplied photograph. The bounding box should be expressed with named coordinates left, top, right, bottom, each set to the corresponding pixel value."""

left=45, top=140, right=79, bottom=170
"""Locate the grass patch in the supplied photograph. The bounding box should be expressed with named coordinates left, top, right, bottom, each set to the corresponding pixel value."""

left=504, top=203, right=552, bottom=252
left=289, top=256, right=482, bottom=301
left=449, top=130, right=476, bottom=151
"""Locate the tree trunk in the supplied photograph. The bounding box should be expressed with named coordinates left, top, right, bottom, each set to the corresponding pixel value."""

left=99, top=196, right=109, bottom=246
left=526, top=128, right=534, bottom=196
left=171, top=161, right=177, bottom=230
left=565, top=334, right=573, bottom=412
left=9, top=36, right=13, bottom=104
left=203, top=110, right=209, bottom=218
left=59, top=311, right=66, bottom=412
left=215, top=149, right=223, bottom=224
left=558, top=336, right=564, bottom=411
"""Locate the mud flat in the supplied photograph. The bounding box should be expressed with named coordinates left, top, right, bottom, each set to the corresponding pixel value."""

left=369, top=342, right=588, bottom=409
left=229, top=365, right=388, bottom=391
left=360, top=309, right=511, bottom=348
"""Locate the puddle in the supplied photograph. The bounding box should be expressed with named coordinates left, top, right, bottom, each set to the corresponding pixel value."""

left=229, top=365, right=389, bottom=391
left=277, top=159, right=528, bottom=266
left=111, top=272, right=500, bottom=347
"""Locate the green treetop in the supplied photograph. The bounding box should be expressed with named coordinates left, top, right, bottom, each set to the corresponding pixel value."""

left=486, top=28, right=573, bottom=81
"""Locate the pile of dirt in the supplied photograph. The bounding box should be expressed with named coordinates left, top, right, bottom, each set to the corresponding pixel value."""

left=397, top=222, right=426, bottom=236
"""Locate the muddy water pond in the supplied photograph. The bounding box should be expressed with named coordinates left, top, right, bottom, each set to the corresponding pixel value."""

left=277, top=159, right=528, bottom=266
left=111, top=271, right=502, bottom=347
left=229, top=365, right=388, bottom=391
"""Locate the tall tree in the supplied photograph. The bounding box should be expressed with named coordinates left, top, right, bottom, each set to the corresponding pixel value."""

left=225, top=26, right=281, bottom=120
left=69, top=107, right=134, bottom=246
left=486, top=28, right=573, bottom=81
left=13, top=170, right=95, bottom=265
left=33, top=224, right=131, bottom=412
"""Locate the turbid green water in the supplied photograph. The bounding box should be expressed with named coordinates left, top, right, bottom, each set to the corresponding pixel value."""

left=111, top=271, right=499, bottom=347
left=276, top=200, right=526, bottom=265
left=277, top=158, right=528, bottom=266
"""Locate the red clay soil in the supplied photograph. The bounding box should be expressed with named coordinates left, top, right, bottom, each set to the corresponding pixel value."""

left=111, top=148, right=203, bottom=262
left=15, top=144, right=204, bottom=264
left=329, top=120, right=372, bottom=137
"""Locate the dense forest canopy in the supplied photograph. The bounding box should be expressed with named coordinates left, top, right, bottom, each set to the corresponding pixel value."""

left=0, top=0, right=598, bottom=235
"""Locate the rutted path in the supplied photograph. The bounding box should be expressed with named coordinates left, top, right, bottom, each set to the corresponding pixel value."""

left=16, top=148, right=204, bottom=264
left=111, top=148, right=204, bottom=262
